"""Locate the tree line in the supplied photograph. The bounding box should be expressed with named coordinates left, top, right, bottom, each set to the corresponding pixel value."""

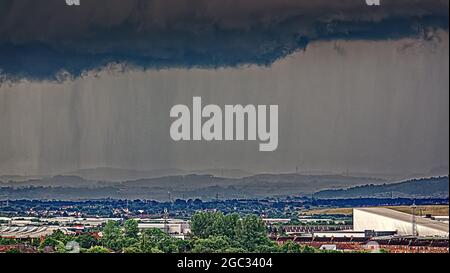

left=2, top=211, right=324, bottom=253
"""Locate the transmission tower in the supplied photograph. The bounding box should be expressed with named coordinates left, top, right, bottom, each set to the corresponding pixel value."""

left=163, top=208, right=169, bottom=234
left=411, top=203, right=418, bottom=237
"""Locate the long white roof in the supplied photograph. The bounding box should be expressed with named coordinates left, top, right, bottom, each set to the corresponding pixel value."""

left=354, top=207, right=449, bottom=234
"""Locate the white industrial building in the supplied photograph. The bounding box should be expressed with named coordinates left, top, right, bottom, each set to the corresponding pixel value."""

left=136, top=218, right=191, bottom=238
left=0, top=216, right=191, bottom=239
left=0, top=226, right=74, bottom=239
left=353, top=208, right=449, bottom=237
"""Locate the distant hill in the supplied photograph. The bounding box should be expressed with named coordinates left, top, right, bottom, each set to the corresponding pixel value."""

left=1, top=173, right=387, bottom=200
left=61, top=167, right=253, bottom=181
left=314, top=176, right=449, bottom=199
left=4, top=174, right=446, bottom=201
left=1, top=175, right=96, bottom=188
left=64, top=167, right=187, bottom=182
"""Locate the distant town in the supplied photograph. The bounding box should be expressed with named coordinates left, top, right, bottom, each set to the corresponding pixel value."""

left=0, top=195, right=448, bottom=253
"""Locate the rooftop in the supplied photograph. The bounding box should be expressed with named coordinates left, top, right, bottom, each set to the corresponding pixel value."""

left=354, top=207, right=449, bottom=234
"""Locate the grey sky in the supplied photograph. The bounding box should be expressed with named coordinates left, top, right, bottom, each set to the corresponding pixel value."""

left=1, top=0, right=448, bottom=81
left=1, top=34, right=448, bottom=177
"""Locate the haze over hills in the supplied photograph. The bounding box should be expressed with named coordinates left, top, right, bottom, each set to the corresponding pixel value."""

left=1, top=165, right=447, bottom=184
left=62, top=167, right=254, bottom=181
left=1, top=173, right=447, bottom=201
left=0, top=175, right=96, bottom=188
left=0, top=172, right=385, bottom=189
left=314, top=176, right=449, bottom=199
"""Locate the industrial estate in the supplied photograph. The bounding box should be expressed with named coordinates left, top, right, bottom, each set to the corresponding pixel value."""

left=0, top=197, right=448, bottom=253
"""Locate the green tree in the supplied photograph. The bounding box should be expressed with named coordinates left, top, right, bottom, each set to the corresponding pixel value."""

left=222, top=247, right=247, bottom=253
left=137, top=227, right=185, bottom=253
left=222, top=213, right=240, bottom=240
left=75, top=234, right=99, bottom=249
left=123, top=246, right=140, bottom=253
left=191, top=211, right=240, bottom=239
left=280, top=240, right=302, bottom=253
left=121, top=236, right=139, bottom=249
left=5, top=248, right=21, bottom=254
left=85, top=246, right=111, bottom=253
left=174, top=239, right=192, bottom=253
left=301, top=245, right=319, bottom=253
left=124, top=219, right=139, bottom=239
left=140, top=228, right=167, bottom=253
left=39, top=237, right=61, bottom=250
left=158, top=236, right=181, bottom=253
left=255, top=244, right=281, bottom=253
left=55, top=241, right=69, bottom=253
left=236, top=215, right=272, bottom=252
left=47, top=229, right=73, bottom=244
left=0, top=238, right=18, bottom=245
left=191, top=236, right=231, bottom=253
left=191, top=211, right=219, bottom=238
left=102, top=220, right=123, bottom=251
left=39, top=237, right=68, bottom=253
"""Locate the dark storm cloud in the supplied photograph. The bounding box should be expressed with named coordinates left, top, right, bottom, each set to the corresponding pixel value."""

left=0, top=0, right=448, bottom=81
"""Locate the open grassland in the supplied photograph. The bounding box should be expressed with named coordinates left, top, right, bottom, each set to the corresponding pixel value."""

left=301, top=205, right=449, bottom=216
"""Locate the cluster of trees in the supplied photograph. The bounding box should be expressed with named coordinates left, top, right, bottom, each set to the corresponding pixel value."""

left=1, top=212, right=323, bottom=253
left=0, top=198, right=298, bottom=218
left=97, top=212, right=321, bottom=253
left=38, top=230, right=101, bottom=253
left=188, top=212, right=321, bottom=253
left=190, top=212, right=273, bottom=252
left=0, top=237, right=18, bottom=245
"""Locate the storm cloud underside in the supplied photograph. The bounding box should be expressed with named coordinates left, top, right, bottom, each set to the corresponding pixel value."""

left=0, top=0, right=448, bottom=178
left=0, top=0, right=448, bottom=80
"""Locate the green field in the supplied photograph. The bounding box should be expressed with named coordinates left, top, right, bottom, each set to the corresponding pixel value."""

left=301, top=205, right=449, bottom=216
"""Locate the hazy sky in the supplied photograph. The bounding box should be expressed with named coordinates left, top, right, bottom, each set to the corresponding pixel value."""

left=1, top=35, right=448, bottom=177
left=0, top=0, right=448, bottom=178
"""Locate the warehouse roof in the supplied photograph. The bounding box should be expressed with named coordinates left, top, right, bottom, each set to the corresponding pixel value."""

left=354, top=207, right=449, bottom=234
